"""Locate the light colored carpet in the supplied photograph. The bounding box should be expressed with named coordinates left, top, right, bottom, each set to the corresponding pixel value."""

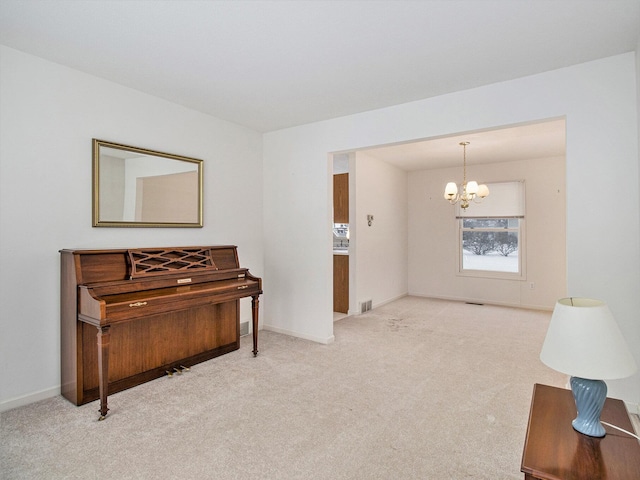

left=1, top=297, right=570, bottom=479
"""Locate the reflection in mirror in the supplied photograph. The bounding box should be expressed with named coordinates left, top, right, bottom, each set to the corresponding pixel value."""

left=93, top=140, right=203, bottom=227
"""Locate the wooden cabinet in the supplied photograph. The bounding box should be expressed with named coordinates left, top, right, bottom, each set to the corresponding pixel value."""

left=333, top=173, right=349, bottom=223
left=333, top=173, right=349, bottom=313
left=333, top=254, right=349, bottom=313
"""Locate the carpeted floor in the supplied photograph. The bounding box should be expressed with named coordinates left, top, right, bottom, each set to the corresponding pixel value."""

left=1, top=297, right=573, bottom=479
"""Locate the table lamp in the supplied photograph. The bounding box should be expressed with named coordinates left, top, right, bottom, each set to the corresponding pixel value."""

left=539, top=297, right=637, bottom=437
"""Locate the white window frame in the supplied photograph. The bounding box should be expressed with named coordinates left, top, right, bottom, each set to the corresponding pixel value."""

left=456, top=181, right=526, bottom=280
left=457, top=217, right=526, bottom=280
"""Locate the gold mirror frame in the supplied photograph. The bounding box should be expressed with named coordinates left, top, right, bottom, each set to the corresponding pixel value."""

left=92, top=139, right=203, bottom=227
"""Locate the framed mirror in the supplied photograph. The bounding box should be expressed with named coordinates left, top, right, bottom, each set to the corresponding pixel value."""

left=92, top=139, right=203, bottom=227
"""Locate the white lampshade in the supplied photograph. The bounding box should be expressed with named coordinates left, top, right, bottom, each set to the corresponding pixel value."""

left=466, top=181, right=479, bottom=195
left=540, top=298, right=637, bottom=380
left=444, top=182, right=458, bottom=199
left=477, top=184, right=490, bottom=198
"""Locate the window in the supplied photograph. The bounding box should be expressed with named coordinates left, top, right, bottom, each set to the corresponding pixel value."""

left=457, top=181, right=525, bottom=278
left=461, top=218, right=521, bottom=273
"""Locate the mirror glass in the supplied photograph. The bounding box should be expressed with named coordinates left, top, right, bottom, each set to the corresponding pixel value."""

left=93, top=139, right=203, bottom=227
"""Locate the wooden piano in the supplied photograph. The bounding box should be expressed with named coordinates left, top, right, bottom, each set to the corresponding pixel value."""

left=60, top=246, right=262, bottom=420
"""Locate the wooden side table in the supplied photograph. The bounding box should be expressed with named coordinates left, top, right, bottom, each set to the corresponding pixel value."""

left=521, top=383, right=640, bottom=479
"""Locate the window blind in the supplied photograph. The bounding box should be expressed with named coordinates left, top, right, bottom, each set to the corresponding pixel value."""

left=457, top=180, right=525, bottom=218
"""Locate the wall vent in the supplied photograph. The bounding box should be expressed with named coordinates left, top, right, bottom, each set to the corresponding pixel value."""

left=240, top=322, right=249, bottom=337
left=361, top=300, right=372, bottom=313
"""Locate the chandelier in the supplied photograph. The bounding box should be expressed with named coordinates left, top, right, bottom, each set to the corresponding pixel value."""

left=444, top=141, right=489, bottom=209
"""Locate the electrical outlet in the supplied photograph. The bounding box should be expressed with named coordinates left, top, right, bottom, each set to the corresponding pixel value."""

left=529, top=282, right=535, bottom=290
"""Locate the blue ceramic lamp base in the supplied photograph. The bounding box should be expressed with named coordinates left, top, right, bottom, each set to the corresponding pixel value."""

left=570, top=376, right=607, bottom=437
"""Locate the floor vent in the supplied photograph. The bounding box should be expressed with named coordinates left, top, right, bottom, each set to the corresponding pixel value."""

left=361, top=300, right=372, bottom=313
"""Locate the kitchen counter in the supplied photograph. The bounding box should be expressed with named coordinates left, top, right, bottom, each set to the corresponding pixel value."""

left=333, top=249, right=348, bottom=255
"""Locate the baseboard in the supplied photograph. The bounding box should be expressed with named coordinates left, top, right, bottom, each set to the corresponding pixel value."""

left=630, top=413, right=640, bottom=438
left=0, top=386, right=60, bottom=414
left=262, top=324, right=335, bottom=345
left=625, top=401, right=640, bottom=417
left=408, top=292, right=553, bottom=311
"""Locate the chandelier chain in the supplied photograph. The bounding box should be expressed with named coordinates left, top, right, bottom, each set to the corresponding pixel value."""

left=461, top=141, right=469, bottom=187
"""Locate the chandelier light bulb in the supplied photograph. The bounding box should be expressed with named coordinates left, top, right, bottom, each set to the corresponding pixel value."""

left=466, top=181, right=479, bottom=196
left=444, top=182, right=458, bottom=199
left=477, top=183, right=490, bottom=198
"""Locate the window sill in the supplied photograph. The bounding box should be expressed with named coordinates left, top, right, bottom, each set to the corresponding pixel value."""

left=457, top=270, right=525, bottom=281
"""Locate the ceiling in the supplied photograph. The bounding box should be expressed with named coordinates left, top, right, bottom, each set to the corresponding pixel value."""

left=359, top=118, right=566, bottom=171
left=0, top=1, right=636, bottom=169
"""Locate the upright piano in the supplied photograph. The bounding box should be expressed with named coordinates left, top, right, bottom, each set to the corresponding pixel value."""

left=60, top=246, right=262, bottom=419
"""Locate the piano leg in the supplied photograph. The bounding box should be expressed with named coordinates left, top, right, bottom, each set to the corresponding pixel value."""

left=96, top=325, right=111, bottom=420
left=251, top=295, right=259, bottom=357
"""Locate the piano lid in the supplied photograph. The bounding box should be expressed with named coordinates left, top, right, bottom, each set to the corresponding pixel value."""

left=61, top=246, right=242, bottom=285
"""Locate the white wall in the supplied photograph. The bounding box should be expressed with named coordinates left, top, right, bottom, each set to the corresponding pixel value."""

left=352, top=151, right=408, bottom=312
left=637, top=42, right=640, bottom=298
left=263, top=53, right=640, bottom=408
left=408, top=155, right=566, bottom=310
left=0, top=47, right=264, bottom=410
left=2, top=47, right=639, bottom=412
